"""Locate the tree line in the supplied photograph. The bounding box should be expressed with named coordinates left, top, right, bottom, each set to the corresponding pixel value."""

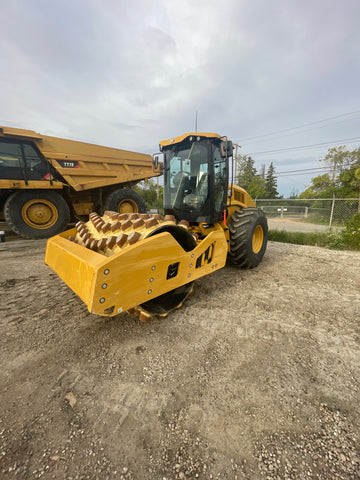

left=235, top=145, right=360, bottom=200
left=235, top=155, right=279, bottom=199
left=299, top=146, right=360, bottom=199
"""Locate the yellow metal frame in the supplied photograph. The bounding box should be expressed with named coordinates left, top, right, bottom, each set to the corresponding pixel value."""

left=0, top=179, right=64, bottom=189
left=45, top=224, right=228, bottom=316
left=227, top=185, right=256, bottom=218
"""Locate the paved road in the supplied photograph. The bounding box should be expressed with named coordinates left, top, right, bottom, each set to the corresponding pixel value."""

left=267, top=218, right=342, bottom=233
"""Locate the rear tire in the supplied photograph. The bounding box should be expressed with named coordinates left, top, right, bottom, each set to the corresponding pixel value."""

left=4, top=190, right=70, bottom=239
left=228, top=207, right=268, bottom=268
left=104, top=189, right=146, bottom=214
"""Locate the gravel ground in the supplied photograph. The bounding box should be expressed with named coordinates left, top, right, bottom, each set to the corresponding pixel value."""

left=0, top=238, right=359, bottom=479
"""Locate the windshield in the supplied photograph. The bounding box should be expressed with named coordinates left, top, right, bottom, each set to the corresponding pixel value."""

left=166, top=142, right=209, bottom=210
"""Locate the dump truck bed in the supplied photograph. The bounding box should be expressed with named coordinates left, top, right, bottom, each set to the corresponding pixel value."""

left=0, top=126, right=161, bottom=191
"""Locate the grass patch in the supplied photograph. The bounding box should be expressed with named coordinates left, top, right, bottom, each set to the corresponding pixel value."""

left=268, top=214, right=360, bottom=250
left=268, top=230, right=330, bottom=247
left=268, top=214, right=360, bottom=251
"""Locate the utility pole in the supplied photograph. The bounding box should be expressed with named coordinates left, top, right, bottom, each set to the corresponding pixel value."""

left=234, top=144, right=239, bottom=185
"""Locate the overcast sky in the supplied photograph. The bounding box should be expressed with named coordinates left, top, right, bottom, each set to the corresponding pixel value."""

left=1, top=0, right=360, bottom=196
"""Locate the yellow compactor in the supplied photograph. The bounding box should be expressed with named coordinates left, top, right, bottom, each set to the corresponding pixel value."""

left=45, top=133, right=268, bottom=320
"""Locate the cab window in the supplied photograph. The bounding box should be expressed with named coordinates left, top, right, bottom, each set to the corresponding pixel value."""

left=0, top=140, right=23, bottom=179
left=23, top=143, right=49, bottom=180
left=0, top=139, right=49, bottom=181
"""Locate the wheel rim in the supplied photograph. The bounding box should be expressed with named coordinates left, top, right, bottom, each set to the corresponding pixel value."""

left=21, top=199, right=58, bottom=229
left=252, top=225, right=264, bottom=254
left=118, top=199, right=138, bottom=214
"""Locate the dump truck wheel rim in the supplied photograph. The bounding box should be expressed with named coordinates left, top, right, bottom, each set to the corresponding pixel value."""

left=252, top=225, right=264, bottom=254
left=118, top=199, right=138, bottom=214
left=21, top=199, right=58, bottom=229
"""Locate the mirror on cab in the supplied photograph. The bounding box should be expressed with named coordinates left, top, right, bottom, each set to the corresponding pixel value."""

left=220, top=140, right=233, bottom=158
left=152, top=152, right=164, bottom=170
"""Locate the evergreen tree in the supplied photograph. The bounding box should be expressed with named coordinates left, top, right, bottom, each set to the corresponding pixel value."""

left=236, top=154, right=257, bottom=189
left=236, top=154, right=267, bottom=198
left=265, top=162, right=279, bottom=198
left=260, top=164, right=266, bottom=179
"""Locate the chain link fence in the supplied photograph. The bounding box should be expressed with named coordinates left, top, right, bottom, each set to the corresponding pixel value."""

left=256, top=197, right=360, bottom=231
left=143, top=195, right=359, bottom=232
left=146, top=201, right=164, bottom=216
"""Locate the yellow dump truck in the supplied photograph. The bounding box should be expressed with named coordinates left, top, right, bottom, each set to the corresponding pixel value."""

left=0, top=126, right=161, bottom=238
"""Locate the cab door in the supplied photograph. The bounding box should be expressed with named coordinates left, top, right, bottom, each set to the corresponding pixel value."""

left=0, top=138, right=51, bottom=182
left=22, top=142, right=50, bottom=181
left=0, top=139, right=25, bottom=180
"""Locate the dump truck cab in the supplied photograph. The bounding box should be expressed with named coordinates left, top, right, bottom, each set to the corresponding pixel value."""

left=160, top=133, right=232, bottom=224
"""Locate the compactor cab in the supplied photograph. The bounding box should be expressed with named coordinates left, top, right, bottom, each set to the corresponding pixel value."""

left=45, top=132, right=268, bottom=321
left=159, top=133, right=231, bottom=224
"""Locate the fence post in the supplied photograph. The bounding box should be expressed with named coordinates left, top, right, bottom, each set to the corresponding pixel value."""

left=329, top=194, right=335, bottom=230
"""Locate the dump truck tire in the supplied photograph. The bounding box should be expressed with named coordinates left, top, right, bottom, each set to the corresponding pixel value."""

left=4, top=190, right=70, bottom=239
left=104, top=189, right=146, bottom=214
left=228, top=207, right=268, bottom=268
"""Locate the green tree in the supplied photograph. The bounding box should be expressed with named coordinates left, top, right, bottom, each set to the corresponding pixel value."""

left=299, top=146, right=360, bottom=200
left=265, top=162, right=279, bottom=198
left=321, top=146, right=353, bottom=180
left=338, top=163, right=360, bottom=201
left=236, top=154, right=267, bottom=198
left=133, top=179, right=164, bottom=210
left=299, top=173, right=335, bottom=199
left=236, top=154, right=257, bottom=189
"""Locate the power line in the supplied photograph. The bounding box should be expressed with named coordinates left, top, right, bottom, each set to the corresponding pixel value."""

left=276, top=170, right=331, bottom=177
left=276, top=166, right=330, bottom=175
left=239, top=116, right=360, bottom=147
left=237, top=109, right=360, bottom=142
left=236, top=163, right=331, bottom=178
left=277, top=169, right=331, bottom=177
left=246, top=136, right=360, bottom=156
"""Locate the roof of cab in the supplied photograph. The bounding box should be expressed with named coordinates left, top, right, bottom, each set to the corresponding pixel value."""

left=0, top=126, right=42, bottom=140
left=159, top=132, right=222, bottom=147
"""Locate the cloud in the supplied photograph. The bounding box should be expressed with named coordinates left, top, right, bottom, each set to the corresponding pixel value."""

left=0, top=0, right=359, bottom=195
